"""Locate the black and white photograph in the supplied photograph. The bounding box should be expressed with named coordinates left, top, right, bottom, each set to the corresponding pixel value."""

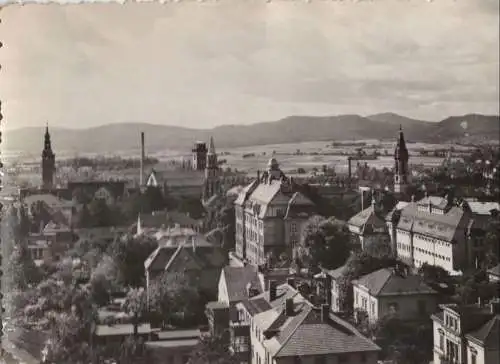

left=0, top=1, right=499, bottom=363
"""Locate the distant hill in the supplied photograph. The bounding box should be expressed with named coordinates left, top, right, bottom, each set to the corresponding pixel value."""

left=3, top=113, right=499, bottom=156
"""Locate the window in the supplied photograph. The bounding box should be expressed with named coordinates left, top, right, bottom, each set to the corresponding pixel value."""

left=371, top=302, right=375, bottom=315
left=360, top=353, right=367, bottom=362
left=471, top=352, right=477, bottom=364
left=294, top=356, right=302, bottom=364
left=291, top=222, right=297, bottom=233
left=439, top=330, right=444, bottom=350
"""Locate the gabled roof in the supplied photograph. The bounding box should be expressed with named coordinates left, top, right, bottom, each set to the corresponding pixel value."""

left=396, top=199, right=471, bottom=242
left=487, top=264, right=500, bottom=277
left=250, top=286, right=380, bottom=358
left=466, top=315, right=500, bottom=348
left=353, top=268, right=436, bottom=297
left=138, top=211, right=199, bottom=229
left=326, top=265, right=348, bottom=280
left=284, top=192, right=316, bottom=219
left=221, top=265, right=263, bottom=303
left=348, top=204, right=386, bottom=233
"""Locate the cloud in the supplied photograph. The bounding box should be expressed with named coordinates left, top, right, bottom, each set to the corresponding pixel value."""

left=0, top=0, right=498, bottom=131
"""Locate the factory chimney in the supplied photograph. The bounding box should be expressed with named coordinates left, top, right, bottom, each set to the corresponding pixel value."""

left=140, top=132, right=145, bottom=187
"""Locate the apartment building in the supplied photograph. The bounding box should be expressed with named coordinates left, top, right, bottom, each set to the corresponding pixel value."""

left=233, top=280, right=380, bottom=364
left=234, top=158, right=316, bottom=266
left=431, top=300, right=500, bottom=364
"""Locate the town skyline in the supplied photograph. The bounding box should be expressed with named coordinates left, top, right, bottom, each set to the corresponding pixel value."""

left=1, top=0, right=499, bottom=131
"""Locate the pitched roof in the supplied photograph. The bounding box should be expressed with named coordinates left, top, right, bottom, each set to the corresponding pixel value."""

left=138, top=211, right=199, bottom=229
left=396, top=198, right=471, bottom=242
left=326, top=265, right=348, bottom=280
left=67, top=181, right=127, bottom=199
left=353, top=268, right=436, bottom=297
left=348, top=204, right=387, bottom=233
left=487, top=264, right=500, bottom=277
left=466, top=315, right=500, bottom=348
left=250, top=288, right=380, bottom=357
left=221, top=265, right=263, bottom=303
left=284, top=192, right=316, bottom=219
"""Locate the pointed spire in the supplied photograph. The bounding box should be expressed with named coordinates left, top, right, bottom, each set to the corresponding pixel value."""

left=208, top=136, right=216, bottom=155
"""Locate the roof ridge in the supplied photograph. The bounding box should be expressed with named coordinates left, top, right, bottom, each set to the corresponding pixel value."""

left=163, top=239, right=187, bottom=272
left=272, top=304, right=312, bottom=358
left=372, top=268, right=394, bottom=296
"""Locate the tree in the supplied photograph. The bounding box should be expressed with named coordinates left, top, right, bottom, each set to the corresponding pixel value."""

left=148, top=271, right=203, bottom=328
left=121, top=288, right=148, bottom=337
left=76, top=203, right=93, bottom=228
left=107, top=235, right=157, bottom=287
left=188, top=333, right=239, bottom=364
left=295, top=216, right=351, bottom=272
left=88, top=198, right=114, bottom=227
left=371, top=316, right=432, bottom=364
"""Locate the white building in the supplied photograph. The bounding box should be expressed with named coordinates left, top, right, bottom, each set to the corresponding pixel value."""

left=352, top=266, right=439, bottom=324
left=235, top=281, right=381, bottom=364
left=386, top=195, right=486, bottom=274
left=431, top=301, right=500, bottom=364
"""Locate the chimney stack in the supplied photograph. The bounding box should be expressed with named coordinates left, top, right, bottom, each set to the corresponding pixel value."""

left=269, top=280, right=278, bottom=301
left=140, top=132, right=145, bottom=186
left=285, top=298, right=294, bottom=316
left=490, top=298, right=500, bottom=314
left=321, top=304, right=329, bottom=322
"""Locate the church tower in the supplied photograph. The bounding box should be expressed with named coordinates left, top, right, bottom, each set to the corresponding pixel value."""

left=42, top=124, right=56, bottom=190
left=394, top=125, right=409, bottom=194
left=203, top=136, right=219, bottom=200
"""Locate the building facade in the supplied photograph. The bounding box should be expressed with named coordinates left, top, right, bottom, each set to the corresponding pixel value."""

left=233, top=281, right=380, bottom=364
left=352, top=266, right=439, bottom=324
left=386, top=195, right=485, bottom=274
left=234, top=159, right=316, bottom=266
left=192, top=141, right=208, bottom=171
left=431, top=301, right=500, bottom=364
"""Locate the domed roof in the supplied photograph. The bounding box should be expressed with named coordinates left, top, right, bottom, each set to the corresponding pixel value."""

left=267, top=158, right=279, bottom=169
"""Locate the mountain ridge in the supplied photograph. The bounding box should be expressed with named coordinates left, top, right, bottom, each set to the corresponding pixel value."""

left=3, top=113, right=499, bottom=155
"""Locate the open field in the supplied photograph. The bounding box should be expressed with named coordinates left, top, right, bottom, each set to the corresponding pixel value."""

left=5, top=139, right=474, bottom=188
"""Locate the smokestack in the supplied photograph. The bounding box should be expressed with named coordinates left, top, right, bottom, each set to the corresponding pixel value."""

left=347, top=156, right=352, bottom=185
left=285, top=298, right=294, bottom=316
left=140, top=132, right=145, bottom=186
left=321, top=304, right=329, bottom=322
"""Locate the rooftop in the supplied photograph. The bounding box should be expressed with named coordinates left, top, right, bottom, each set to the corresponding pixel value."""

left=353, top=267, right=436, bottom=297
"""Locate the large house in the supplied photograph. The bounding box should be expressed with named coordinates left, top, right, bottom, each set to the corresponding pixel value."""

left=234, top=158, right=316, bottom=266
left=431, top=300, right=500, bottom=364
left=352, top=266, right=439, bottom=324
left=386, top=195, right=487, bottom=274
left=144, top=233, right=227, bottom=301
left=232, top=280, right=381, bottom=364
left=347, top=196, right=389, bottom=250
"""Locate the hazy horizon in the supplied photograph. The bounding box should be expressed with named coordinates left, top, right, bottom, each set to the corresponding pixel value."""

left=1, top=1, right=499, bottom=131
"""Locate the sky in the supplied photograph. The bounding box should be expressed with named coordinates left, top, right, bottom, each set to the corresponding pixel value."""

left=0, top=0, right=499, bottom=131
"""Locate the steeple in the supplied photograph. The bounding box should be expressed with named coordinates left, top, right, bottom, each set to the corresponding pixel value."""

left=208, top=136, right=216, bottom=155
left=41, top=123, right=56, bottom=189
left=203, top=136, right=219, bottom=201
left=393, top=126, right=409, bottom=195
